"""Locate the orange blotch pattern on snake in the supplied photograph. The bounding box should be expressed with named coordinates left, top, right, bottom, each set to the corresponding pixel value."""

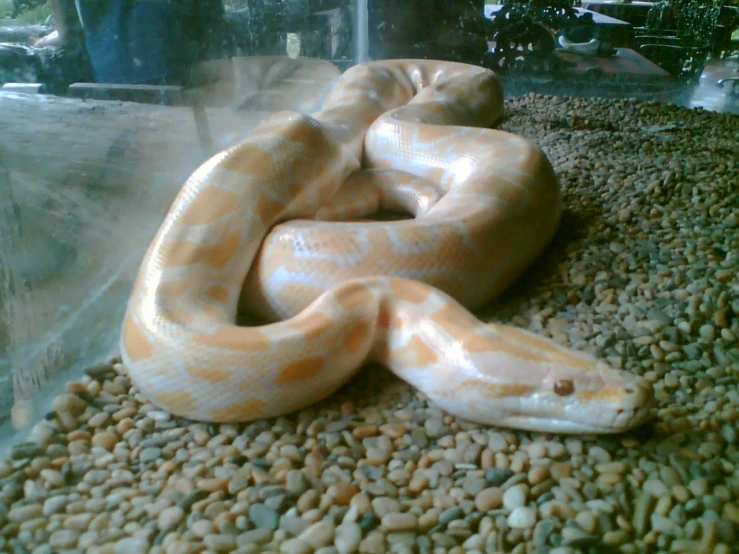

left=275, top=356, right=326, bottom=384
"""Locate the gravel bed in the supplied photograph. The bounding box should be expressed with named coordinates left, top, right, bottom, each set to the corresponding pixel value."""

left=0, top=94, right=737, bottom=554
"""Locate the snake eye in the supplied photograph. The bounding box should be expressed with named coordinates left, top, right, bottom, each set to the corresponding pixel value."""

left=554, top=379, right=574, bottom=396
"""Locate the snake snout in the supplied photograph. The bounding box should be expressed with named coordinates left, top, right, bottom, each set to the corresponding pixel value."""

left=611, top=376, right=656, bottom=431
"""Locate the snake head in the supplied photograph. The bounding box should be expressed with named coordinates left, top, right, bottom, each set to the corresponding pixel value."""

left=513, top=365, right=657, bottom=434
left=426, top=325, right=657, bottom=435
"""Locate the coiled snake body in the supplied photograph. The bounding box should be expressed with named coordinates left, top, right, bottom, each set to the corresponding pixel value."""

left=121, top=59, right=654, bottom=434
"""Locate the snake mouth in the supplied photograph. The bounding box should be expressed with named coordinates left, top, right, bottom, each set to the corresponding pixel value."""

left=500, top=412, right=655, bottom=435
left=497, top=395, right=657, bottom=435
left=618, top=393, right=658, bottom=430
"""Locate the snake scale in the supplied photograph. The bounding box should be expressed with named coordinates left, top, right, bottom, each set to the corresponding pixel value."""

left=121, top=59, right=654, bottom=434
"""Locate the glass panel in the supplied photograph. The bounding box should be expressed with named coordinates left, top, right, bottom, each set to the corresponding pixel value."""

left=0, top=1, right=736, bottom=552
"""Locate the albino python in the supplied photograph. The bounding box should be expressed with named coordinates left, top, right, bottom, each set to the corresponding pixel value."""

left=121, top=59, right=654, bottom=434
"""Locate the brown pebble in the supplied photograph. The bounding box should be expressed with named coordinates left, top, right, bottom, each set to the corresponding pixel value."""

left=550, top=462, right=573, bottom=480
left=116, top=418, right=137, bottom=434
left=381, top=512, right=417, bottom=532
left=475, top=487, right=504, bottom=511
left=328, top=482, right=359, bottom=505
left=528, top=466, right=550, bottom=485
left=173, top=477, right=195, bottom=495
left=112, top=407, right=137, bottom=422
left=379, top=423, right=406, bottom=439
left=50, top=393, right=88, bottom=416
left=159, top=460, right=178, bottom=473
left=91, top=432, right=119, bottom=450
left=197, top=478, right=230, bottom=493
left=65, top=382, right=87, bottom=395
left=352, top=425, right=378, bottom=439
left=408, top=473, right=430, bottom=494
left=67, top=430, right=91, bottom=442
left=297, top=490, right=320, bottom=513
left=87, top=412, right=110, bottom=428
left=304, top=448, right=325, bottom=475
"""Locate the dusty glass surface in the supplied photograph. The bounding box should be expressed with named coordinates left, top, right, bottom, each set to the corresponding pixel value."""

left=0, top=0, right=363, bottom=438
left=0, top=0, right=736, bottom=437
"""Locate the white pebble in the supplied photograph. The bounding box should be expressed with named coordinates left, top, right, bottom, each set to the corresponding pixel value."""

left=507, top=506, right=537, bottom=529
left=502, top=484, right=528, bottom=510
left=335, top=522, right=362, bottom=554
left=298, top=519, right=336, bottom=549
left=48, top=529, right=80, bottom=549
left=115, top=537, right=150, bottom=554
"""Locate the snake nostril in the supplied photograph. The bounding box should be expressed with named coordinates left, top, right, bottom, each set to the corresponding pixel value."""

left=554, top=379, right=574, bottom=396
left=625, top=387, right=635, bottom=394
left=617, top=408, right=624, bottom=415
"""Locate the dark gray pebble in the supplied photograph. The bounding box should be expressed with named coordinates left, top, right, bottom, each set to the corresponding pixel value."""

left=485, top=468, right=515, bottom=486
